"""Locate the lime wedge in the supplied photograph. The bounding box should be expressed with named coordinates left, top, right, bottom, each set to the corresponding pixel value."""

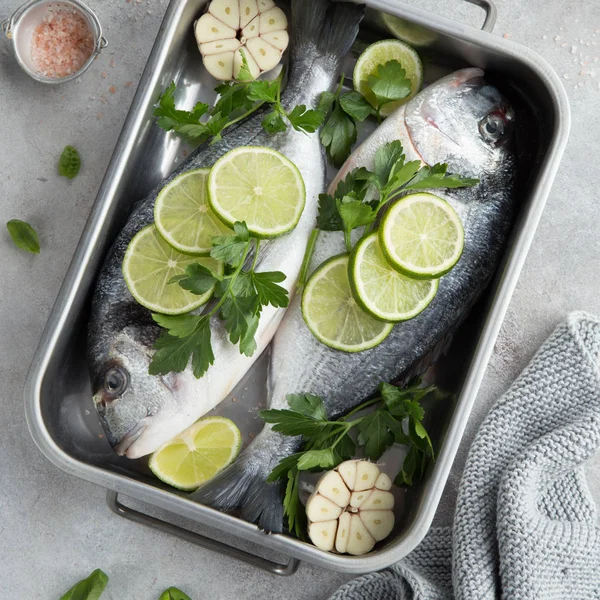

left=302, top=254, right=394, bottom=352
left=349, top=232, right=438, bottom=322
left=208, top=146, right=306, bottom=238
left=353, top=39, right=423, bottom=117
left=123, top=225, right=223, bottom=315
left=379, top=193, right=464, bottom=280
left=154, top=168, right=231, bottom=255
left=149, top=417, right=242, bottom=491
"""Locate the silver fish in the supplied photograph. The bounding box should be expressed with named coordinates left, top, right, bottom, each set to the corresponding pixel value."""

left=192, top=68, right=517, bottom=532
left=88, top=0, right=364, bottom=459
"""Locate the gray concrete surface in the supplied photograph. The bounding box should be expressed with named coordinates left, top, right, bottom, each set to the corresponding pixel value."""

left=0, top=0, right=598, bottom=597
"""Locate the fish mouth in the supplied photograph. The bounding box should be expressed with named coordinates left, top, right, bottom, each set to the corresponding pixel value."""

left=114, top=422, right=147, bottom=456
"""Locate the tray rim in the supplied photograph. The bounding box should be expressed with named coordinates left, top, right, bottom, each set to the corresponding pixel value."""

left=23, top=0, right=571, bottom=574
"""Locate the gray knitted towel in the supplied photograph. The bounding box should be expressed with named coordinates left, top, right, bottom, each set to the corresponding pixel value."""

left=330, top=312, right=600, bottom=600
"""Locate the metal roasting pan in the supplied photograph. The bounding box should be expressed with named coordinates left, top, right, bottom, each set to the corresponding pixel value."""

left=23, top=0, right=570, bottom=576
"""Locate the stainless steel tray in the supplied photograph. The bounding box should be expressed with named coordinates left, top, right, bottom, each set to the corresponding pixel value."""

left=24, top=0, right=570, bottom=575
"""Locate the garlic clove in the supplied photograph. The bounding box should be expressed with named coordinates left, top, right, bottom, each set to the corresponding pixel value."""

left=315, top=470, right=351, bottom=508
left=308, top=519, right=338, bottom=552
left=306, top=493, right=343, bottom=523
left=203, top=51, right=235, bottom=81
left=335, top=511, right=352, bottom=554
left=241, top=15, right=260, bottom=40
left=245, top=37, right=282, bottom=72
left=375, top=472, right=392, bottom=491
left=337, top=460, right=358, bottom=491
left=233, top=48, right=260, bottom=80
left=349, top=489, right=372, bottom=510
left=239, top=0, right=259, bottom=28
left=360, top=490, right=395, bottom=511
left=195, top=13, right=237, bottom=44
left=347, top=514, right=376, bottom=556
left=208, top=0, right=240, bottom=30
left=260, top=30, right=289, bottom=51
left=360, top=510, right=395, bottom=542
left=257, top=0, right=276, bottom=11
left=354, top=461, right=380, bottom=491
left=259, top=7, right=288, bottom=35
left=200, top=39, right=242, bottom=55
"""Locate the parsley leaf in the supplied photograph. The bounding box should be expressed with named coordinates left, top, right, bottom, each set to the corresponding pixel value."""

left=236, top=50, right=255, bottom=83
left=284, top=468, right=307, bottom=539
left=154, top=82, right=210, bottom=133
left=316, top=193, right=343, bottom=231
left=404, top=163, right=480, bottom=191
left=337, top=199, right=377, bottom=233
left=262, top=110, right=287, bottom=134
left=320, top=99, right=357, bottom=167
left=287, top=105, right=325, bottom=133
left=287, top=393, right=328, bottom=421
left=366, top=60, right=412, bottom=112
left=211, top=224, right=250, bottom=266
left=374, top=140, right=405, bottom=184
left=251, top=271, right=289, bottom=308
left=149, top=317, right=214, bottom=379
left=169, top=263, right=220, bottom=296
left=220, top=293, right=261, bottom=356
left=246, top=79, right=280, bottom=103
left=259, top=408, right=331, bottom=438
left=339, top=91, right=374, bottom=121
left=357, top=410, right=395, bottom=460
left=297, top=448, right=337, bottom=471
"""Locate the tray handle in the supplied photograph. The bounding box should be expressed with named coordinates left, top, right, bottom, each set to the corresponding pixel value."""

left=463, top=0, right=497, bottom=32
left=106, top=491, right=300, bottom=576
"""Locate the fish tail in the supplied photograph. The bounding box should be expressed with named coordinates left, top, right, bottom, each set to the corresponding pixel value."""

left=191, top=431, right=299, bottom=533
left=291, top=0, right=364, bottom=62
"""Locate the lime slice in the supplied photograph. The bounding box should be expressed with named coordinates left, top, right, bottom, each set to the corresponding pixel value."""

left=123, top=225, right=223, bottom=315
left=380, top=13, right=436, bottom=47
left=302, top=254, right=394, bottom=352
left=154, top=168, right=231, bottom=255
left=208, top=146, right=306, bottom=238
left=380, top=193, right=464, bottom=280
left=149, top=417, right=242, bottom=491
left=349, top=232, right=438, bottom=322
left=353, top=39, right=423, bottom=117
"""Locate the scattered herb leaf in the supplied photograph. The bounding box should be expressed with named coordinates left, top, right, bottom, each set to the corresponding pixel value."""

left=6, top=219, right=40, bottom=254
left=159, top=588, right=193, bottom=600
left=366, top=60, right=412, bottom=117
left=59, top=145, right=81, bottom=179
left=60, top=569, right=108, bottom=600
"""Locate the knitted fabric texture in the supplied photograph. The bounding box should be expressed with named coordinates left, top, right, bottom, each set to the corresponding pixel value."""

left=329, top=312, right=600, bottom=600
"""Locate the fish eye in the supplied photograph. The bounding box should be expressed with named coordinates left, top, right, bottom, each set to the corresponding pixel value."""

left=479, top=111, right=509, bottom=144
left=104, top=366, right=129, bottom=397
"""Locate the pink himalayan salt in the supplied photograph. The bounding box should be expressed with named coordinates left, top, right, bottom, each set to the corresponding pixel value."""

left=30, top=9, right=94, bottom=78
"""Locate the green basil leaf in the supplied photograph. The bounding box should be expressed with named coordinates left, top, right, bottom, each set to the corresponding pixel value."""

left=6, top=219, right=40, bottom=254
left=60, top=569, right=108, bottom=600
left=59, top=145, right=81, bottom=179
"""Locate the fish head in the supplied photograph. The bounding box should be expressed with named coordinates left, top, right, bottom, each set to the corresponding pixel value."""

left=92, top=326, right=196, bottom=459
left=404, top=68, right=515, bottom=176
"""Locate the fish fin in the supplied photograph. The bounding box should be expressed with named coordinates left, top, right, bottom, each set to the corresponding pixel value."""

left=291, top=0, right=364, bottom=60
left=191, top=430, right=299, bottom=533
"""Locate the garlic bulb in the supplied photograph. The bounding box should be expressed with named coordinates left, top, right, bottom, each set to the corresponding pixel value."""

left=195, top=0, right=289, bottom=81
left=306, top=460, right=395, bottom=556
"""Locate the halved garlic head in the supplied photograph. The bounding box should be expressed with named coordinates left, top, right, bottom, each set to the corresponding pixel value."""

left=195, top=0, right=289, bottom=81
left=306, top=460, right=396, bottom=556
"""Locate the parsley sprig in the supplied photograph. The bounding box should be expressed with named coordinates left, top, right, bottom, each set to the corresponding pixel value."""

left=259, top=379, right=437, bottom=538
left=154, top=53, right=324, bottom=144
left=316, top=140, right=479, bottom=253
left=148, top=222, right=289, bottom=379
left=320, top=60, right=412, bottom=167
